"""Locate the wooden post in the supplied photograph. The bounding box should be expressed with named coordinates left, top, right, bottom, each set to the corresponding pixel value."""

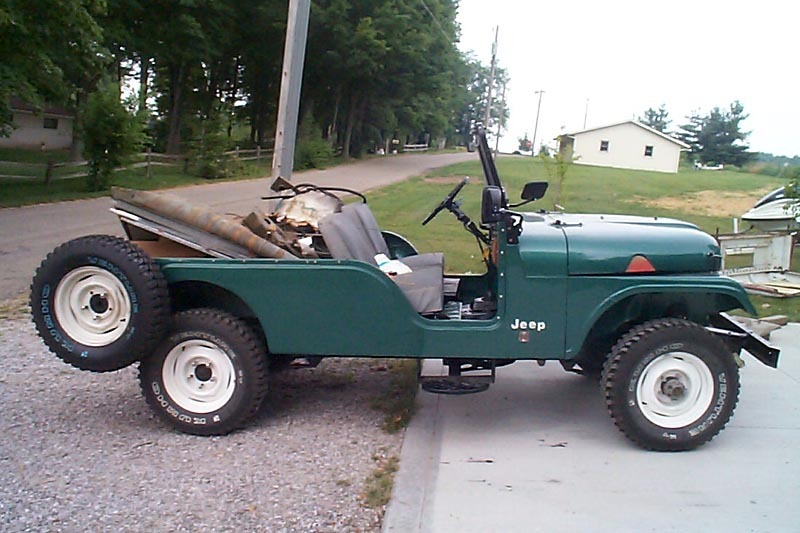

left=256, top=144, right=261, bottom=162
left=271, top=0, right=311, bottom=187
left=45, top=161, right=54, bottom=185
left=235, top=145, right=240, bottom=158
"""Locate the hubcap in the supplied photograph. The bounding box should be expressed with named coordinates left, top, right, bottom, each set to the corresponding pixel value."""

left=636, top=352, right=715, bottom=429
left=54, top=266, right=132, bottom=346
left=161, top=340, right=236, bottom=414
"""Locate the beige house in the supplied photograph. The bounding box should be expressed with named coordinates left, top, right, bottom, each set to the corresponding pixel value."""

left=559, top=120, right=689, bottom=173
left=0, top=97, right=74, bottom=150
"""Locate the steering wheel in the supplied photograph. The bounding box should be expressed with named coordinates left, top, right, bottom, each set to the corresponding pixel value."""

left=422, top=177, right=469, bottom=225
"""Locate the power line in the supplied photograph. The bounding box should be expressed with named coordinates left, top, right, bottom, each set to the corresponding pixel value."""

left=419, top=0, right=452, bottom=41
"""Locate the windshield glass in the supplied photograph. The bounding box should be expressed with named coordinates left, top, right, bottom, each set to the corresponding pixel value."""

left=475, top=126, right=506, bottom=203
left=753, top=187, right=785, bottom=209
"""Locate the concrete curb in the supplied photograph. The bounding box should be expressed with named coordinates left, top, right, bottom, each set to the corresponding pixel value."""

left=382, top=387, right=442, bottom=532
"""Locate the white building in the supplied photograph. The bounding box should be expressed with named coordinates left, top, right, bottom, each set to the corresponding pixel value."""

left=0, top=98, right=74, bottom=150
left=559, top=120, right=689, bottom=173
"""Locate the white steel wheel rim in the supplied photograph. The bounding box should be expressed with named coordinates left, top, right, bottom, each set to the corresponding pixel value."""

left=162, top=340, right=236, bottom=414
left=54, top=266, right=132, bottom=346
left=636, top=352, right=715, bottom=429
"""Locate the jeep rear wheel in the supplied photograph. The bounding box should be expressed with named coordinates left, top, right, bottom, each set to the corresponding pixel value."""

left=30, top=235, right=169, bottom=372
left=602, top=318, right=739, bottom=451
left=139, top=309, right=268, bottom=435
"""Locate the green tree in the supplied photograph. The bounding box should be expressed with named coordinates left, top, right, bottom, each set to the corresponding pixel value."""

left=90, top=0, right=481, bottom=162
left=676, top=110, right=703, bottom=155
left=540, top=150, right=578, bottom=209
left=639, top=104, right=670, bottom=132
left=306, top=0, right=470, bottom=158
left=699, top=101, right=752, bottom=166
left=81, top=80, right=144, bottom=191
left=451, top=55, right=509, bottom=147
left=0, top=0, right=106, bottom=137
left=678, top=101, right=752, bottom=166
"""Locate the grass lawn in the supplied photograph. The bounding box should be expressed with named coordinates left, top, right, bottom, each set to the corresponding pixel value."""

left=0, top=147, right=72, bottom=164
left=0, top=160, right=273, bottom=207
left=365, top=155, right=799, bottom=320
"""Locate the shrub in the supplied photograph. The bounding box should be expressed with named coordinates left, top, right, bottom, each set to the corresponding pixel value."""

left=81, top=81, right=144, bottom=191
left=190, top=114, right=241, bottom=179
left=294, top=137, right=333, bottom=170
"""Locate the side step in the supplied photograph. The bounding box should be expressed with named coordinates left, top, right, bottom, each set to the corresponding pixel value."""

left=419, top=360, right=496, bottom=395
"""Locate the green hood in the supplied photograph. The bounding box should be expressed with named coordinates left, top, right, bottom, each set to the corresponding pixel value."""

left=522, top=213, right=721, bottom=276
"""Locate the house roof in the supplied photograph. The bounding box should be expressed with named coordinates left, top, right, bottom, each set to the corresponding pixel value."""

left=8, top=97, right=75, bottom=119
left=562, top=120, right=690, bottom=149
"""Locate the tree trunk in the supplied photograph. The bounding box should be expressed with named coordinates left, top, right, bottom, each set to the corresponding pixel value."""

left=165, top=63, right=185, bottom=155
left=342, top=92, right=359, bottom=160
left=138, top=55, right=151, bottom=114
left=329, top=87, right=341, bottom=147
left=69, top=91, right=84, bottom=161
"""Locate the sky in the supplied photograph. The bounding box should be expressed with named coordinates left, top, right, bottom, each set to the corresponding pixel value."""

left=455, top=0, right=800, bottom=156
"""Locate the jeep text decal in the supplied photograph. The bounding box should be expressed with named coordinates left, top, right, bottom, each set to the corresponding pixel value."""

left=510, top=318, right=546, bottom=331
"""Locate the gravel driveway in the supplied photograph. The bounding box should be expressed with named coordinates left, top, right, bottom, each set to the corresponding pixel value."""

left=0, top=311, right=403, bottom=532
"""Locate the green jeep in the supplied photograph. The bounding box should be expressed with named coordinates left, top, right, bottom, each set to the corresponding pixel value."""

left=30, top=128, right=778, bottom=451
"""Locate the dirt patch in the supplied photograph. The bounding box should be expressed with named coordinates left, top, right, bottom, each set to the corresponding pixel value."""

left=423, top=175, right=467, bottom=185
left=633, top=188, right=772, bottom=218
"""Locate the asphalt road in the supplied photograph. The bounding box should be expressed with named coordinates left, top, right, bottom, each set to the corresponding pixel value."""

left=384, top=325, right=800, bottom=532
left=0, top=151, right=473, bottom=300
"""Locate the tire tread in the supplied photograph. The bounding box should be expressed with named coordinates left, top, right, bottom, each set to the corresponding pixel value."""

left=601, top=318, right=740, bottom=451
left=30, top=235, right=170, bottom=372
left=139, top=308, right=268, bottom=436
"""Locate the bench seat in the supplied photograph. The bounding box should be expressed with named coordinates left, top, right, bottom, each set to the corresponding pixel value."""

left=319, top=203, right=444, bottom=314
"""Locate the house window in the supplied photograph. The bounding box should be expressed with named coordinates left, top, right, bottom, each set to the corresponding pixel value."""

left=644, top=145, right=654, bottom=157
left=600, top=140, right=609, bottom=152
left=43, top=117, right=58, bottom=129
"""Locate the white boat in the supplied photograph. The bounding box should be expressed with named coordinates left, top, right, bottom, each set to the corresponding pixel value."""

left=741, top=187, right=800, bottom=232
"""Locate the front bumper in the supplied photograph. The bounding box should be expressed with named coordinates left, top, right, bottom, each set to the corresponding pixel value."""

left=708, top=313, right=781, bottom=368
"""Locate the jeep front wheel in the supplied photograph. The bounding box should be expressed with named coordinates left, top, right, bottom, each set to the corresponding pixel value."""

left=140, top=309, right=268, bottom=435
left=602, top=318, right=739, bottom=451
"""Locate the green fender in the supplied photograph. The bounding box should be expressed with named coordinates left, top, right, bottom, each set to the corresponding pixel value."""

left=564, top=275, right=755, bottom=357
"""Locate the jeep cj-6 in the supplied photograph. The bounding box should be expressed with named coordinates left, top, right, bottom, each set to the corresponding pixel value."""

left=30, top=128, right=779, bottom=451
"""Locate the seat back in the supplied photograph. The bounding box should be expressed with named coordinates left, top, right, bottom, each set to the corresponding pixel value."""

left=319, top=209, right=378, bottom=264
left=343, top=203, right=390, bottom=257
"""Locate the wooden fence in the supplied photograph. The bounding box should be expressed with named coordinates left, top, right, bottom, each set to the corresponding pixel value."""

left=402, top=143, right=429, bottom=152
left=0, top=144, right=274, bottom=183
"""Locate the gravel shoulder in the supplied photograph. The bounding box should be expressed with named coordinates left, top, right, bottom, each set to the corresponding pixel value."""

left=1, top=312, right=403, bottom=532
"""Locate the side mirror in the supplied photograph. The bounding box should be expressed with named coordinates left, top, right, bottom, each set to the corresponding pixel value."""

left=521, top=181, right=548, bottom=201
left=481, top=186, right=504, bottom=224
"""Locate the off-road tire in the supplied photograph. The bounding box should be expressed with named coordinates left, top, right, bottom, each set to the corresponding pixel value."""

left=602, top=318, right=739, bottom=451
left=30, top=235, right=170, bottom=372
left=139, top=308, right=269, bottom=436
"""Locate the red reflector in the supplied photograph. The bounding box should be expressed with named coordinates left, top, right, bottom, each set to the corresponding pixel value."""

left=626, top=255, right=656, bottom=273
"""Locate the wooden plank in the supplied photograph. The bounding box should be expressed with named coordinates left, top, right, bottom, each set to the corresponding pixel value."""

left=132, top=238, right=208, bottom=258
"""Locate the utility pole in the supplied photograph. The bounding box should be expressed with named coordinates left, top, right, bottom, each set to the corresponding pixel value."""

left=483, top=26, right=499, bottom=128
left=494, top=81, right=506, bottom=156
left=583, top=98, right=589, bottom=129
left=271, top=0, right=311, bottom=187
left=531, top=89, right=544, bottom=156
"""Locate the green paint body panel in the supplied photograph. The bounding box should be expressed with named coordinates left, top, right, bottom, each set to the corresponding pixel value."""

left=157, top=211, right=755, bottom=361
